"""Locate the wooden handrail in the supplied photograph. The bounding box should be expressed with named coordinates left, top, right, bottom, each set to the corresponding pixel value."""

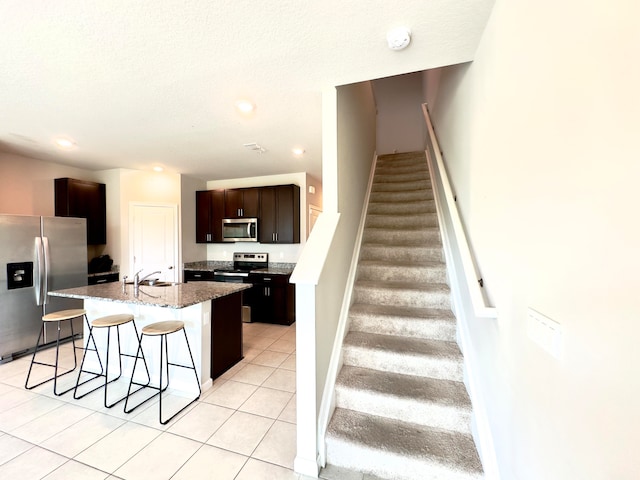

left=422, top=103, right=497, bottom=318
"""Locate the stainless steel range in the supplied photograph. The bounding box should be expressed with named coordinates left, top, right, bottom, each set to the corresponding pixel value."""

left=213, top=253, right=268, bottom=323
left=213, top=252, right=268, bottom=283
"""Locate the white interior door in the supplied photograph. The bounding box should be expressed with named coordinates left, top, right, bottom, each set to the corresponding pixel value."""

left=130, top=204, right=178, bottom=282
left=309, top=204, right=322, bottom=236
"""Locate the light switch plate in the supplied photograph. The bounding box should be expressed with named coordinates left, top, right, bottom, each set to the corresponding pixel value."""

left=527, top=308, right=563, bottom=359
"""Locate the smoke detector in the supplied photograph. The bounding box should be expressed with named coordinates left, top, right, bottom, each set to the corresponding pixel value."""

left=387, top=27, right=411, bottom=51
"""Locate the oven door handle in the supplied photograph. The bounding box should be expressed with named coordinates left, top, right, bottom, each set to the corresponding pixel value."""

left=214, top=271, right=249, bottom=277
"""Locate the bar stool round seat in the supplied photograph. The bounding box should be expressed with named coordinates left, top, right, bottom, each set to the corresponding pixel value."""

left=92, top=314, right=137, bottom=328
left=141, top=320, right=185, bottom=336
left=125, top=319, right=201, bottom=425
left=25, top=309, right=88, bottom=396
left=42, top=308, right=87, bottom=323
left=74, top=313, right=150, bottom=408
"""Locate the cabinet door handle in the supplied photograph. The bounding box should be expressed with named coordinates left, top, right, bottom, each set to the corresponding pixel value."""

left=96, top=278, right=107, bottom=283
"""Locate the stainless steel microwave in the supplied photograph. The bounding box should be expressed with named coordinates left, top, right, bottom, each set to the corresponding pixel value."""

left=222, top=218, right=258, bottom=242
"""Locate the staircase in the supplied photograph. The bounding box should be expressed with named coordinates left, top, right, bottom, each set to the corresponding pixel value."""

left=324, top=151, right=483, bottom=480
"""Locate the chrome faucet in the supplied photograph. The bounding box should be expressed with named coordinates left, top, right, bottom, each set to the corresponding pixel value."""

left=134, top=269, right=162, bottom=289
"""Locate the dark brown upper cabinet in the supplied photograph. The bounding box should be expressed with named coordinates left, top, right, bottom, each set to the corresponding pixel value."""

left=224, top=188, right=259, bottom=218
left=259, top=185, right=300, bottom=244
left=54, top=178, right=106, bottom=245
left=196, top=189, right=225, bottom=243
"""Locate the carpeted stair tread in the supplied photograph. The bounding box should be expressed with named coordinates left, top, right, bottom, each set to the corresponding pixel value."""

left=354, top=278, right=449, bottom=294
left=377, top=152, right=427, bottom=163
left=365, top=212, right=439, bottom=229
left=352, top=280, right=451, bottom=310
left=369, top=189, right=434, bottom=203
left=349, top=303, right=456, bottom=341
left=357, top=259, right=447, bottom=284
left=342, top=331, right=463, bottom=380
left=367, top=199, right=436, bottom=215
left=362, top=226, right=441, bottom=246
left=349, top=303, right=456, bottom=342
left=335, top=365, right=472, bottom=432
left=375, top=165, right=429, bottom=176
left=326, top=408, right=483, bottom=480
left=374, top=172, right=430, bottom=184
left=344, top=331, right=462, bottom=360
left=371, top=180, right=431, bottom=192
left=359, top=243, right=444, bottom=263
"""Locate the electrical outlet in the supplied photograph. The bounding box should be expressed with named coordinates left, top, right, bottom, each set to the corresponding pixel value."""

left=527, top=308, right=563, bottom=359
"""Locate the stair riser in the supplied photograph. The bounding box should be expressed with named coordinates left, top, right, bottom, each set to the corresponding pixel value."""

left=334, top=386, right=472, bottom=434
left=349, top=314, right=457, bottom=341
left=360, top=245, right=444, bottom=263
left=357, top=264, right=448, bottom=284
left=369, top=189, right=434, bottom=203
left=374, top=173, right=429, bottom=185
left=375, top=165, right=429, bottom=176
left=366, top=214, right=439, bottom=229
left=326, top=437, right=482, bottom=480
left=362, top=228, right=441, bottom=245
left=377, top=156, right=427, bottom=167
left=342, top=344, right=463, bottom=381
left=371, top=180, right=431, bottom=192
left=367, top=201, right=436, bottom=215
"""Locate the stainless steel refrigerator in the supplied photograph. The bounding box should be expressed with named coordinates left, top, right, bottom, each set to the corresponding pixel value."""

left=0, top=214, right=87, bottom=362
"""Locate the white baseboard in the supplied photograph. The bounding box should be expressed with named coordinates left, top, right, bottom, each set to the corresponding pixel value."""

left=294, top=455, right=321, bottom=478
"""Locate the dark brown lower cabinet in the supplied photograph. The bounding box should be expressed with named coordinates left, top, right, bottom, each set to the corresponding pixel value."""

left=211, top=291, right=244, bottom=379
left=247, top=273, right=295, bottom=325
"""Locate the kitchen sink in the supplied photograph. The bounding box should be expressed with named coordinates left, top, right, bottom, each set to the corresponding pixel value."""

left=125, top=281, right=180, bottom=287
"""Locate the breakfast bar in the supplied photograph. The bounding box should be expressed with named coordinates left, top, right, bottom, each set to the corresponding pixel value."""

left=49, top=281, right=251, bottom=393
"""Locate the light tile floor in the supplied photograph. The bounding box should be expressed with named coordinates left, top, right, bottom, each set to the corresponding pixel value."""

left=0, top=321, right=318, bottom=480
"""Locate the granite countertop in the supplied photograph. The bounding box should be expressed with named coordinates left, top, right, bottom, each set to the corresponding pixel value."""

left=49, top=282, right=251, bottom=309
left=258, top=267, right=295, bottom=275
left=183, top=261, right=231, bottom=272
left=183, top=261, right=295, bottom=275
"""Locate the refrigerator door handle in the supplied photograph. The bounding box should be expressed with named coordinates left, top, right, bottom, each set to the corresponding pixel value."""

left=35, top=236, right=45, bottom=306
left=42, top=236, right=50, bottom=305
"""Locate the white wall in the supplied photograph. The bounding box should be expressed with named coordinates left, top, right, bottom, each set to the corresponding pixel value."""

left=373, top=72, right=425, bottom=155
left=0, top=152, right=112, bottom=262
left=291, top=80, right=376, bottom=476
left=423, top=0, right=640, bottom=478
left=0, top=152, right=101, bottom=216
left=181, top=174, right=207, bottom=266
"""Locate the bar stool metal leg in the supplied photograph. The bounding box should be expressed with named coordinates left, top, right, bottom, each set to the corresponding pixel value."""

left=124, top=320, right=201, bottom=425
left=74, top=314, right=150, bottom=408
left=25, top=309, right=90, bottom=396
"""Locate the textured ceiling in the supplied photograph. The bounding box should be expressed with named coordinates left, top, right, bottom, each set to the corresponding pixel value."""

left=0, top=0, right=494, bottom=181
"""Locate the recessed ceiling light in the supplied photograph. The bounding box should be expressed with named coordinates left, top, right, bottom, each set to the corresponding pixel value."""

left=153, top=166, right=164, bottom=172
left=292, top=148, right=305, bottom=156
left=235, top=100, right=255, bottom=113
left=54, top=137, right=75, bottom=149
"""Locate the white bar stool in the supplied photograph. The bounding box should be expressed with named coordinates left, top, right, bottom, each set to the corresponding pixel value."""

left=25, top=308, right=91, bottom=396
left=74, top=313, right=150, bottom=408
left=124, top=320, right=201, bottom=424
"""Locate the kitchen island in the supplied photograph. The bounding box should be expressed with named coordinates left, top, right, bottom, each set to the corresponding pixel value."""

left=49, top=281, right=251, bottom=392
